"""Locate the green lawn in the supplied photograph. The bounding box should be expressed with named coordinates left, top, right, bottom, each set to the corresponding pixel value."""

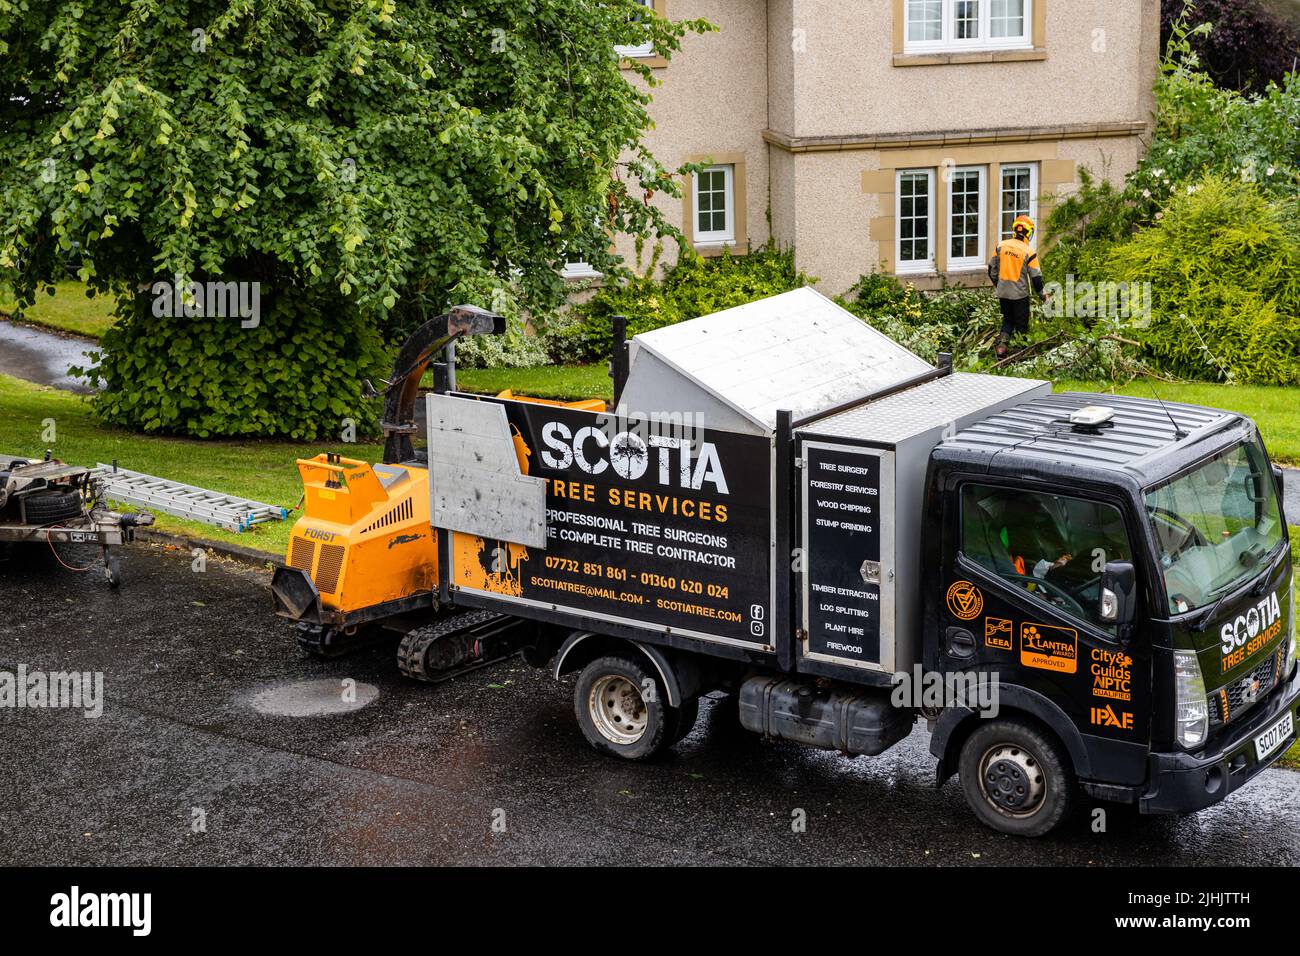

left=454, top=363, right=612, bottom=401
left=0, top=373, right=379, bottom=558
left=1060, top=380, right=1300, bottom=466
left=4, top=281, right=1294, bottom=464
left=0, top=281, right=118, bottom=339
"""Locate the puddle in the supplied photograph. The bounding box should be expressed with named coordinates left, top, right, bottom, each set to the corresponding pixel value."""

left=249, top=679, right=379, bottom=717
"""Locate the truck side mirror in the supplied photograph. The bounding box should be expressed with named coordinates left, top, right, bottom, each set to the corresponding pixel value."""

left=1100, top=561, right=1137, bottom=635
left=1273, top=464, right=1285, bottom=500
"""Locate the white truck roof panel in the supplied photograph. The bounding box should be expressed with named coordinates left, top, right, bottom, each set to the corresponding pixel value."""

left=618, top=287, right=933, bottom=435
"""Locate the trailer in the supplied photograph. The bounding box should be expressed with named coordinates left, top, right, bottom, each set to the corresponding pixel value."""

left=0, top=453, right=154, bottom=586
left=280, top=289, right=1299, bottom=836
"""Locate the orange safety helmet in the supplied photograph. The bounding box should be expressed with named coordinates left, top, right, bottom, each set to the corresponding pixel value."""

left=1012, top=215, right=1036, bottom=240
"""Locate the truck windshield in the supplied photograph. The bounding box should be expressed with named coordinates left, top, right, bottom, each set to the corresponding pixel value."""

left=1145, top=439, right=1284, bottom=614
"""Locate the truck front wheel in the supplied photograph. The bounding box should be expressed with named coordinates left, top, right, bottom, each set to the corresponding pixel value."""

left=958, top=718, right=1075, bottom=837
left=575, top=655, right=675, bottom=761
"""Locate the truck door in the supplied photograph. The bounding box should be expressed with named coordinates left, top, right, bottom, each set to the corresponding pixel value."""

left=799, top=441, right=897, bottom=674
left=942, top=480, right=1152, bottom=781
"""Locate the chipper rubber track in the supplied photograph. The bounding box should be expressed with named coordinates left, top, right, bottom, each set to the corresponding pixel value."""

left=397, top=609, right=533, bottom=684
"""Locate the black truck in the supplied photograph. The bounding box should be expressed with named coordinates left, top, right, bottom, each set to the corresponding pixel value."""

left=306, top=289, right=1296, bottom=837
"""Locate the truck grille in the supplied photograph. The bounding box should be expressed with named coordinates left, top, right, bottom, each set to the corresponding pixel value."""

left=1208, top=647, right=1284, bottom=729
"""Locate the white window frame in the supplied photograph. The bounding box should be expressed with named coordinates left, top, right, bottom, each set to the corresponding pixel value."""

left=903, top=0, right=1033, bottom=54
left=693, top=164, right=735, bottom=245
left=999, top=162, right=1039, bottom=244
left=615, top=0, right=657, bottom=59
left=947, top=165, right=987, bottom=272
left=895, top=168, right=936, bottom=275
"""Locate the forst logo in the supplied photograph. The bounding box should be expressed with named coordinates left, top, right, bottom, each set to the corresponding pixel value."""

left=539, top=420, right=729, bottom=493
left=1219, top=590, right=1283, bottom=658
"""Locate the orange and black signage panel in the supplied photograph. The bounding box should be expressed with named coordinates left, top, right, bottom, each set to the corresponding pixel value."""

left=984, top=616, right=1013, bottom=650
left=457, top=400, right=772, bottom=646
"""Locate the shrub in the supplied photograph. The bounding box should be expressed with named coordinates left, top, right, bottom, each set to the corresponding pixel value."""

left=1041, top=169, right=1143, bottom=286
left=839, top=271, right=1155, bottom=383
left=839, top=278, right=998, bottom=365
left=77, top=289, right=387, bottom=440
left=552, top=247, right=815, bottom=363
left=1108, top=175, right=1300, bottom=384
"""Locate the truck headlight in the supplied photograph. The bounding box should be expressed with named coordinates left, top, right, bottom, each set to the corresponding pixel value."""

left=1174, top=649, right=1209, bottom=750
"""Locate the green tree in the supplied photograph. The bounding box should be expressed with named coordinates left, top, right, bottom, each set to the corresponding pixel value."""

left=0, top=0, right=708, bottom=438
left=1109, top=175, right=1300, bottom=385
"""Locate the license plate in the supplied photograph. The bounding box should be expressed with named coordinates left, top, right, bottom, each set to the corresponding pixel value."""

left=1255, top=711, right=1295, bottom=762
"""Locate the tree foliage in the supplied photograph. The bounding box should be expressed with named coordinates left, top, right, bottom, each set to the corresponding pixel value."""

left=1160, top=0, right=1300, bottom=95
left=1108, top=175, right=1300, bottom=385
left=548, top=248, right=814, bottom=363
left=1045, top=1, right=1300, bottom=283
left=0, top=0, right=708, bottom=437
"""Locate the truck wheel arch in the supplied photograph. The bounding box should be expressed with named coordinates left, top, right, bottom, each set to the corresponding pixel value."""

left=930, top=684, right=1092, bottom=786
left=553, top=632, right=700, bottom=708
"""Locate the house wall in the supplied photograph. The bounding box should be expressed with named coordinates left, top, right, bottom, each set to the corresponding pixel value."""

left=774, top=0, right=1153, bottom=140
left=609, top=0, right=1160, bottom=296
left=610, top=0, right=772, bottom=275
left=763, top=0, right=1159, bottom=294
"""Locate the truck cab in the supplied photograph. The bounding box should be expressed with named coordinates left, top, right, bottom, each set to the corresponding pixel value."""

left=925, top=393, right=1297, bottom=834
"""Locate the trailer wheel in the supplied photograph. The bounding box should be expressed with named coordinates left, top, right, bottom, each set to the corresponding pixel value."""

left=575, top=656, right=673, bottom=761
left=103, top=554, right=122, bottom=589
left=958, top=718, right=1074, bottom=837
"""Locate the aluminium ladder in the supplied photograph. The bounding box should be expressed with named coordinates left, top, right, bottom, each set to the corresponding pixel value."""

left=93, top=464, right=287, bottom=533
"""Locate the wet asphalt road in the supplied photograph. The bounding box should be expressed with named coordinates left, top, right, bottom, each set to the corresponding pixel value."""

left=0, top=320, right=96, bottom=393
left=1, top=541, right=1298, bottom=867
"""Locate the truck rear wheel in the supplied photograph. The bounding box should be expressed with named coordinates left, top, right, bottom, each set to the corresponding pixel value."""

left=958, top=718, right=1075, bottom=837
left=575, top=655, right=674, bottom=761
left=671, top=695, right=700, bottom=744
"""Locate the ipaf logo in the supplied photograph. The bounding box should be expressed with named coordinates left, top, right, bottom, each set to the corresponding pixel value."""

left=1090, top=704, right=1134, bottom=731
left=1220, top=590, right=1283, bottom=661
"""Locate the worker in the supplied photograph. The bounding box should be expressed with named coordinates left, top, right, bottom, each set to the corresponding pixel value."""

left=987, top=215, right=1050, bottom=359
left=988, top=491, right=1072, bottom=583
